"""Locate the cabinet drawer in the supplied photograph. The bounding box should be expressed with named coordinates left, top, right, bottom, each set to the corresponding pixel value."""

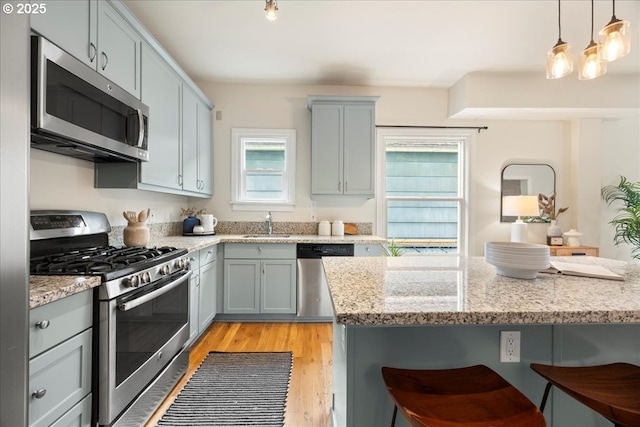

left=30, top=290, right=92, bottom=358
left=188, top=251, right=200, bottom=271
left=551, top=246, right=599, bottom=257
left=200, top=245, right=217, bottom=266
left=354, top=244, right=383, bottom=257
left=29, top=329, right=92, bottom=427
left=224, top=243, right=295, bottom=259
left=49, top=394, right=92, bottom=427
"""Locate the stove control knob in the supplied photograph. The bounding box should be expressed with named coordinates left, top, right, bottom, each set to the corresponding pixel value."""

left=140, top=271, right=151, bottom=284
left=159, top=265, right=171, bottom=276
left=174, top=258, right=185, bottom=269
left=122, top=276, right=140, bottom=288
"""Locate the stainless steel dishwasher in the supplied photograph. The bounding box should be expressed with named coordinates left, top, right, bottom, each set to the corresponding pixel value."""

left=296, top=243, right=354, bottom=320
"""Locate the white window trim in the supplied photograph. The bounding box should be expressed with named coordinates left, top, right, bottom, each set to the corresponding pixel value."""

left=376, top=127, right=471, bottom=256
left=231, top=128, right=296, bottom=212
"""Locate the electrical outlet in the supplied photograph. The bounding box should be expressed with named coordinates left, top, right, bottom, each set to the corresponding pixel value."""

left=149, top=209, right=156, bottom=223
left=500, top=331, right=521, bottom=363
left=310, top=201, right=317, bottom=221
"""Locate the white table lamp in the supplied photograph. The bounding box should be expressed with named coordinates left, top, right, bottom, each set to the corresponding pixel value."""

left=503, top=195, right=540, bottom=243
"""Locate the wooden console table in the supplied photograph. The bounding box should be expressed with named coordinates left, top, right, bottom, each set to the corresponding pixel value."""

left=549, top=245, right=599, bottom=257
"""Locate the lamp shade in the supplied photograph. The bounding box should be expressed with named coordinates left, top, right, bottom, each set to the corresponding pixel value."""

left=546, top=40, right=574, bottom=79
left=598, top=18, right=631, bottom=62
left=503, top=196, right=540, bottom=218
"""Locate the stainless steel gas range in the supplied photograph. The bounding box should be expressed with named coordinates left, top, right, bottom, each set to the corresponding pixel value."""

left=30, top=210, right=191, bottom=427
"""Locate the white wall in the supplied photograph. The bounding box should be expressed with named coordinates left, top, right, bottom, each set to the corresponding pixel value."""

left=30, top=149, right=188, bottom=228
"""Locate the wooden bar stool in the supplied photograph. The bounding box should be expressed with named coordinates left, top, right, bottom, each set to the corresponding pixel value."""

left=530, top=362, right=640, bottom=427
left=381, top=365, right=546, bottom=427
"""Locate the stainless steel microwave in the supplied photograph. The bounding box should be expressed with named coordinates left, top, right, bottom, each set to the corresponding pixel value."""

left=31, top=36, right=149, bottom=162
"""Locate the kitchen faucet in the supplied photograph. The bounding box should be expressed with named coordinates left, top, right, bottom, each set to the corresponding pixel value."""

left=266, top=211, right=273, bottom=235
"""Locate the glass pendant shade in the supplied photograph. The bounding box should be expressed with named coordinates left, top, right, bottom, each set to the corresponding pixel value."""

left=598, top=18, right=631, bottom=62
left=579, top=41, right=607, bottom=80
left=265, top=0, right=278, bottom=20
left=546, top=40, right=574, bottom=79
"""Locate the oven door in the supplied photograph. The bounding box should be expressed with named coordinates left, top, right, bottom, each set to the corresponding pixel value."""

left=99, top=270, right=191, bottom=426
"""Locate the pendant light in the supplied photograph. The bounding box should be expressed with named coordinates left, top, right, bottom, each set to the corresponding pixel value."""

left=579, top=0, right=607, bottom=80
left=597, top=0, right=631, bottom=62
left=265, top=0, right=278, bottom=21
left=546, top=0, right=573, bottom=79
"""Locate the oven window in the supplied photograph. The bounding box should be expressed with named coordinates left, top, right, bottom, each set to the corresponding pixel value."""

left=115, top=280, right=188, bottom=386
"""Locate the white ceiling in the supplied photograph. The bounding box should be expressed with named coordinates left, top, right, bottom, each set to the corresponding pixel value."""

left=123, top=0, right=640, bottom=88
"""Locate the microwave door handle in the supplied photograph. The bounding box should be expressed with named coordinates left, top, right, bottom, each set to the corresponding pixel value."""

left=136, top=108, right=145, bottom=148
left=118, top=270, right=191, bottom=312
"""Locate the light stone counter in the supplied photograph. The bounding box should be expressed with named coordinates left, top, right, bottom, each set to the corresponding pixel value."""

left=29, top=234, right=385, bottom=307
left=323, top=255, right=640, bottom=325
left=29, top=275, right=101, bottom=309
left=148, top=234, right=386, bottom=253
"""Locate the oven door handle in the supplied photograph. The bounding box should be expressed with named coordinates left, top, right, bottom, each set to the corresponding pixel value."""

left=118, top=271, right=192, bottom=312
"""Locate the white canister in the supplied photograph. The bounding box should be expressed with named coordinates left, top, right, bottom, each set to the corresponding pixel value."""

left=200, top=214, right=218, bottom=233
left=318, top=220, right=331, bottom=236
left=331, top=220, right=344, bottom=236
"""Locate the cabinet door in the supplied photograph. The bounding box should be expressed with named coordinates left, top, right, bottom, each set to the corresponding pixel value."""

left=182, top=86, right=199, bottom=193
left=29, top=330, right=92, bottom=427
left=140, top=44, right=181, bottom=189
left=343, top=104, right=375, bottom=195
left=198, top=260, right=216, bottom=331
left=31, top=0, right=97, bottom=68
left=261, top=260, right=297, bottom=314
left=188, top=272, right=199, bottom=344
left=49, top=394, right=92, bottom=427
left=197, top=100, right=213, bottom=195
left=311, top=104, right=343, bottom=195
left=223, top=260, right=260, bottom=314
left=97, top=0, right=141, bottom=97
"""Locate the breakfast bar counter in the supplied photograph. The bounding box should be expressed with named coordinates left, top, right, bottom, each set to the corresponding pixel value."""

left=324, top=256, right=640, bottom=427
left=323, top=256, right=640, bottom=326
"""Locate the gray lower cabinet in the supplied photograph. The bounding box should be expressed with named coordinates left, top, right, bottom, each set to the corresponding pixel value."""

left=223, top=244, right=296, bottom=315
left=188, top=246, right=217, bottom=344
left=29, top=291, right=92, bottom=427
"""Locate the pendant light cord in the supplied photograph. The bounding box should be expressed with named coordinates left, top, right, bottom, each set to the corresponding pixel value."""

left=590, top=0, right=594, bottom=42
left=557, top=0, right=562, bottom=41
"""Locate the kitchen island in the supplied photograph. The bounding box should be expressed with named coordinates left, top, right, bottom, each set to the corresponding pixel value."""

left=323, top=256, right=640, bottom=427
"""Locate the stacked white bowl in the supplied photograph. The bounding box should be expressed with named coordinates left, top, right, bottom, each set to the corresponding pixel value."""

left=485, top=242, right=551, bottom=279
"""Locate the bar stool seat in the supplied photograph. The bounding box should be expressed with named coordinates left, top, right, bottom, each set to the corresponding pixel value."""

left=530, top=362, right=640, bottom=427
left=381, top=365, right=546, bottom=427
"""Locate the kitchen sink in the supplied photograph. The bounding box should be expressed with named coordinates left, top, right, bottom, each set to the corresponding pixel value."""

left=242, top=234, right=291, bottom=238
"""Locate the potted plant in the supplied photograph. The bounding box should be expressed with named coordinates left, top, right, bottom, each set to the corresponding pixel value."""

left=602, top=176, right=640, bottom=259
left=181, top=207, right=205, bottom=234
left=538, top=192, right=569, bottom=245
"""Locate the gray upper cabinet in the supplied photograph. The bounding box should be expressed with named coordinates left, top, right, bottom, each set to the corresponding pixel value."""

left=309, top=96, right=379, bottom=197
left=139, top=43, right=182, bottom=189
left=92, top=1, right=214, bottom=198
left=182, top=86, right=213, bottom=195
left=31, top=0, right=141, bottom=98
left=96, top=0, right=141, bottom=98
left=30, top=0, right=97, bottom=69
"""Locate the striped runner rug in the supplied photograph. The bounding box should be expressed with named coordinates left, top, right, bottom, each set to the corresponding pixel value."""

left=157, top=351, right=293, bottom=427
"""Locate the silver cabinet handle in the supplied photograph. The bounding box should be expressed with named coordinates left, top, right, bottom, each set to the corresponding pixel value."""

left=101, top=51, right=108, bottom=70
left=89, top=42, right=97, bottom=62
left=136, top=108, right=145, bottom=148
left=338, top=181, right=341, bottom=191
left=32, top=389, right=47, bottom=399
left=35, top=320, right=50, bottom=329
left=177, top=174, right=183, bottom=186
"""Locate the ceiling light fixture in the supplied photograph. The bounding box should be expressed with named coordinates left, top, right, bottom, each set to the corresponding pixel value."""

left=265, top=0, right=278, bottom=21
left=546, top=0, right=573, bottom=79
left=579, top=0, right=607, bottom=80
left=597, top=0, right=631, bottom=62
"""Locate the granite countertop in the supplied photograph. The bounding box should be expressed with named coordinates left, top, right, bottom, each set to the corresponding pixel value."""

left=322, top=255, right=640, bottom=326
left=29, top=234, right=385, bottom=308
left=149, top=234, right=386, bottom=253
left=30, top=275, right=102, bottom=309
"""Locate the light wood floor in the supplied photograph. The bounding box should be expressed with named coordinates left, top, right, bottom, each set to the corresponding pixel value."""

left=144, top=322, right=333, bottom=427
